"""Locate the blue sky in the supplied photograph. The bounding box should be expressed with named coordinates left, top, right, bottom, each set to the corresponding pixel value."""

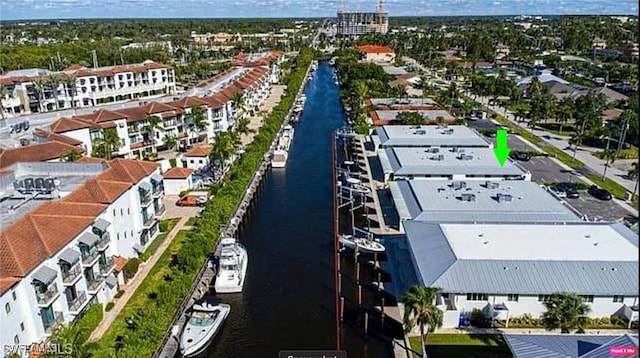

left=0, top=0, right=637, bottom=20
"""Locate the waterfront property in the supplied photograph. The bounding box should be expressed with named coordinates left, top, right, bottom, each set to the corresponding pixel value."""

left=369, top=110, right=455, bottom=126
left=402, top=220, right=639, bottom=328
left=390, top=179, right=584, bottom=225
left=0, top=61, right=176, bottom=118
left=375, top=125, right=492, bottom=149
left=162, top=167, right=196, bottom=196
left=336, top=8, right=388, bottom=37
left=378, top=146, right=531, bottom=182
left=357, top=45, right=396, bottom=64
left=0, top=159, right=164, bottom=350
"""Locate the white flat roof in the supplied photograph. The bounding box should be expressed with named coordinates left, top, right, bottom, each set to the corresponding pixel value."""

left=376, top=125, right=492, bottom=148
left=442, top=223, right=638, bottom=261
left=381, top=147, right=527, bottom=178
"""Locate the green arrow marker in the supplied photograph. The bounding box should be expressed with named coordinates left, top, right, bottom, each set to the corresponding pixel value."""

left=493, top=129, right=511, bottom=167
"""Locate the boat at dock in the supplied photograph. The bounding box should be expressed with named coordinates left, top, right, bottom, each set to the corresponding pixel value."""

left=214, top=238, right=248, bottom=293
left=338, top=234, right=386, bottom=254
left=179, top=299, right=231, bottom=357
left=272, top=125, right=294, bottom=168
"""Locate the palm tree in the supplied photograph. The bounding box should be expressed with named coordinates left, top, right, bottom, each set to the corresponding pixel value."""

left=142, top=115, right=163, bottom=150
left=48, top=73, right=63, bottom=110
left=92, top=128, right=121, bottom=160
left=237, top=116, right=250, bottom=135
left=0, top=85, right=8, bottom=120
left=211, top=131, right=235, bottom=170
left=600, top=149, right=617, bottom=180
left=628, top=163, right=638, bottom=198
left=46, top=322, right=98, bottom=358
left=231, top=92, right=244, bottom=118
left=188, top=106, right=207, bottom=145
left=62, top=74, right=77, bottom=114
left=569, top=131, right=586, bottom=159
left=541, top=293, right=591, bottom=333
left=61, top=149, right=82, bottom=162
left=32, top=78, right=47, bottom=113
left=556, top=98, right=575, bottom=134
left=163, top=134, right=178, bottom=152
left=401, top=285, right=443, bottom=358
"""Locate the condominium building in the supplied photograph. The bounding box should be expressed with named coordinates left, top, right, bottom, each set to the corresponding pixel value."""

left=403, top=221, right=639, bottom=328
left=0, top=159, right=165, bottom=352
left=337, top=8, right=388, bottom=37
left=0, top=61, right=176, bottom=118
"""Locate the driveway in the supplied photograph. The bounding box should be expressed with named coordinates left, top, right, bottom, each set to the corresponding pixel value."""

left=163, top=195, right=202, bottom=219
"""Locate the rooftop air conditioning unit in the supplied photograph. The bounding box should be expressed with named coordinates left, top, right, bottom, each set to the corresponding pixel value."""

left=497, top=193, right=513, bottom=203
left=460, top=193, right=476, bottom=202
left=485, top=181, right=499, bottom=189
left=452, top=181, right=467, bottom=190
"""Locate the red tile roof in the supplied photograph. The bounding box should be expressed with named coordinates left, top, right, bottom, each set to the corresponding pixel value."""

left=184, top=146, right=212, bottom=157
left=0, top=142, right=85, bottom=169
left=167, top=96, right=209, bottom=109
left=33, top=129, right=84, bottom=147
left=358, top=45, right=395, bottom=54
left=50, top=117, right=98, bottom=133
left=113, top=256, right=128, bottom=272
left=145, top=101, right=182, bottom=115
left=163, top=167, right=194, bottom=179
left=78, top=109, right=129, bottom=123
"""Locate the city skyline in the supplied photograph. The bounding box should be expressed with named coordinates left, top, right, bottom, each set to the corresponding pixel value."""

left=0, top=0, right=637, bottom=21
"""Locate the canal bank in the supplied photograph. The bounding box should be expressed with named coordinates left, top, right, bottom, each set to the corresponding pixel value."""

left=207, top=63, right=393, bottom=357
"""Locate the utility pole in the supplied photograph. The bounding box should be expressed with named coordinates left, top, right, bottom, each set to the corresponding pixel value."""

left=91, top=50, right=98, bottom=69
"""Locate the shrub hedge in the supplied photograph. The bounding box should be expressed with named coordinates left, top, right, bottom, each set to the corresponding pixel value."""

left=91, top=48, right=314, bottom=357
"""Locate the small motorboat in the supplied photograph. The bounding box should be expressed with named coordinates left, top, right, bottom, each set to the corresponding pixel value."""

left=336, top=126, right=356, bottom=138
left=179, top=300, right=231, bottom=357
left=214, top=238, right=248, bottom=293
left=339, top=234, right=385, bottom=254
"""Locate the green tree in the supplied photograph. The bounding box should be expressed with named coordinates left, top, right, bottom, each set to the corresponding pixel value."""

left=396, top=111, right=425, bottom=126
left=189, top=106, right=207, bottom=145
left=556, top=98, right=575, bottom=133
left=46, top=322, right=98, bottom=358
left=163, top=134, right=178, bottom=151
left=0, top=85, right=8, bottom=119
left=569, top=131, right=587, bottom=159
left=402, top=285, right=443, bottom=358
left=600, top=149, right=617, bottom=180
left=61, top=149, right=83, bottom=162
left=32, top=78, right=47, bottom=112
left=210, top=131, right=235, bottom=170
left=48, top=73, right=63, bottom=110
left=237, top=116, right=250, bottom=135
left=92, top=128, right=121, bottom=160
left=142, top=115, right=163, bottom=149
left=231, top=92, right=244, bottom=115
left=541, top=293, right=591, bottom=333
left=62, top=74, right=77, bottom=114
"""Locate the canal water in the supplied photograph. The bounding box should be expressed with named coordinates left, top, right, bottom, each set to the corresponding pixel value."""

left=207, top=63, right=393, bottom=357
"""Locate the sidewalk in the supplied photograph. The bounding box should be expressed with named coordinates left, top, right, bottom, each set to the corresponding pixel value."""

left=89, top=216, right=190, bottom=341
left=437, top=326, right=638, bottom=335
left=472, top=94, right=637, bottom=193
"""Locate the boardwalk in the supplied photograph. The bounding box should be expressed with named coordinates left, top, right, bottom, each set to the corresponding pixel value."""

left=154, top=63, right=314, bottom=358
left=89, top=216, right=190, bottom=341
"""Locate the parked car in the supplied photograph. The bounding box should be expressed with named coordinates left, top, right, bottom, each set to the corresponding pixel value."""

left=556, top=182, right=580, bottom=198
left=548, top=185, right=567, bottom=198
left=176, top=195, right=208, bottom=207
left=588, top=185, right=612, bottom=200
left=511, top=151, right=531, bottom=161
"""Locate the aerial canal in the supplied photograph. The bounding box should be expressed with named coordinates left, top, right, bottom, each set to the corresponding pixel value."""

left=207, top=63, right=393, bottom=357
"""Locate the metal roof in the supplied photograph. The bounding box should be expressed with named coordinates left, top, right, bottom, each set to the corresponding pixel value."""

left=93, top=218, right=111, bottom=232
left=58, top=248, right=81, bottom=265
left=390, top=180, right=583, bottom=223
left=78, top=231, right=99, bottom=247
left=380, top=147, right=526, bottom=178
left=373, top=110, right=455, bottom=122
left=376, top=125, right=491, bottom=148
left=31, top=265, right=57, bottom=285
left=504, top=334, right=638, bottom=358
left=403, top=221, right=639, bottom=295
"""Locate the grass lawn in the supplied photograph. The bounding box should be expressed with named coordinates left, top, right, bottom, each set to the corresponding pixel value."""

left=538, top=123, right=577, bottom=137
left=159, top=218, right=181, bottom=233
left=145, top=233, right=167, bottom=256
left=409, top=334, right=512, bottom=358
left=586, top=174, right=637, bottom=202
left=541, top=146, right=585, bottom=169
left=185, top=216, right=198, bottom=226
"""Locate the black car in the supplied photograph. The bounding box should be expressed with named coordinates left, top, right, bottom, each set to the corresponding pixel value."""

left=557, top=182, right=580, bottom=198
left=511, top=151, right=531, bottom=161
left=588, top=185, right=612, bottom=200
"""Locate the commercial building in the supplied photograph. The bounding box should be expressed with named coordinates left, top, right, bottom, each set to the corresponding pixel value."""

left=403, top=221, right=639, bottom=328
left=0, top=61, right=176, bottom=118
left=378, top=146, right=531, bottom=182
left=337, top=3, right=389, bottom=37
left=504, top=334, right=639, bottom=358
left=375, top=125, right=491, bottom=149
left=0, top=159, right=164, bottom=350
left=390, top=180, right=584, bottom=224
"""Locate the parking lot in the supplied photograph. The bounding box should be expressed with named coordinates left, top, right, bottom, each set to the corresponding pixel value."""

left=468, top=120, right=637, bottom=222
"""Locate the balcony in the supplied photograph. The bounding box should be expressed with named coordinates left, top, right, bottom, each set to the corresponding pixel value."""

left=36, top=284, right=60, bottom=307
left=140, top=193, right=152, bottom=206
left=62, top=265, right=82, bottom=286
left=96, top=233, right=111, bottom=251
left=152, top=185, right=164, bottom=197
left=155, top=204, right=166, bottom=217
left=86, top=277, right=104, bottom=293
left=99, top=257, right=115, bottom=276
left=67, top=291, right=88, bottom=314
left=128, top=126, right=139, bottom=134
left=43, top=311, right=64, bottom=335
left=142, top=214, right=156, bottom=228
left=82, top=250, right=100, bottom=267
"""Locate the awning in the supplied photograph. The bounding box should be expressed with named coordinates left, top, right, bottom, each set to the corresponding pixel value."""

left=138, top=181, right=152, bottom=192
left=105, top=274, right=118, bottom=289
left=93, top=218, right=111, bottom=232
left=151, top=174, right=163, bottom=183
left=78, top=231, right=99, bottom=247
left=58, top=248, right=80, bottom=265
left=133, top=243, right=143, bottom=252
left=32, top=266, right=57, bottom=285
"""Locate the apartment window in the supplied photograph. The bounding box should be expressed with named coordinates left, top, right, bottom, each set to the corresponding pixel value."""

left=131, top=230, right=134, bottom=237
left=121, top=209, right=124, bottom=216
left=580, top=295, right=594, bottom=303
left=124, top=231, right=127, bottom=238
left=190, top=160, right=195, bottom=164
left=5, top=302, right=10, bottom=314
left=117, top=233, right=120, bottom=240
left=507, top=294, right=519, bottom=302
left=466, top=293, right=488, bottom=301
left=613, top=295, right=625, bottom=303
left=14, top=335, right=19, bottom=344
left=128, top=208, right=131, bottom=215
left=20, top=322, right=24, bottom=331
left=12, top=291, right=16, bottom=300
left=538, top=295, right=552, bottom=303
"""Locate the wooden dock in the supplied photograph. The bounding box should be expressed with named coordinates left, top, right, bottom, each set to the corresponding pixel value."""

left=153, top=63, right=313, bottom=358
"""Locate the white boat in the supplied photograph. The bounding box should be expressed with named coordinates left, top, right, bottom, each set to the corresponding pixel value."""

left=280, top=125, right=294, bottom=151
left=179, top=300, right=230, bottom=357
left=341, top=177, right=371, bottom=195
left=336, top=126, right=356, bottom=138
left=214, top=238, right=248, bottom=293
left=272, top=125, right=294, bottom=168
left=339, top=234, right=386, bottom=254
left=293, top=104, right=303, bottom=113
left=271, top=149, right=288, bottom=168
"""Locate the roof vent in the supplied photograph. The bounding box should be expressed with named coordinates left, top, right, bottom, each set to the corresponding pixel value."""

left=612, top=267, right=617, bottom=271
left=460, top=193, right=476, bottom=202
left=415, top=129, right=426, bottom=135
left=497, top=193, right=513, bottom=203
left=485, top=181, right=499, bottom=189
left=437, top=187, right=446, bottom=192
left=483, top=240, right=489, bottom=245
left=430, top=154, right=444, bottom=161
left=452, top=181, right=467, bottom=190
left=442, top=128, right=454, bottom=135
left=593, top=242, right=599, bottom=246
left=425, top=147, right=440, bottom=153
left=503, top=266, right=508, bottom=270
left=451, top=147, right=458, bottom=152
left=585, top=234, right=591, bottom=239
left=459, top=153, right=474, bottom=160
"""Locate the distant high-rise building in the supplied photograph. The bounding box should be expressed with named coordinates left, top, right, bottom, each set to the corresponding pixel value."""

left=336, top=0, right=388, bottom=37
